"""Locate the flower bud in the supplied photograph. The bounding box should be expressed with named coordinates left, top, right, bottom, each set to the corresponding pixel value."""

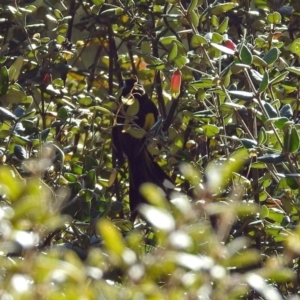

left=171, top=69, right=182, bottom=99
left=223, top=39, right=237, bottom=51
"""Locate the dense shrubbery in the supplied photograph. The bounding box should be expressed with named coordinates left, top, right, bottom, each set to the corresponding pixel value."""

left=1, top=0, right=300, bottom=299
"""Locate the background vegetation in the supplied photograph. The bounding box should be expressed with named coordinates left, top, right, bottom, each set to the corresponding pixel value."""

left=1, top=0, right=300, bottom=298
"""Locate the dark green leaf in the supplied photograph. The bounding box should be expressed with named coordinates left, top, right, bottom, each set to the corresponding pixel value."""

left=241, top=139, right=258, bottom=149
left=280, top=104, right=293, bottom=119
left=57, top=107, right=69, bottom=121
left=286, top=177, right=299, bottom=189
left=258, top=71, right=269, bottom=93
left=257, top=154, right=285, bottom=163
left=84, top=155, right=98, bottom=172
left=111, top=201, right=124, bottom=213
left=240, top=45, right=253, bottom=65
left=40, top=128, right=50, bottom=141
left=263, top=48, right=279, bottom=65
left=250, top=69, right=263, bottom=84
left=264, top=102, right=278, bottom=118
left=14, top=145, right=27, bottom=160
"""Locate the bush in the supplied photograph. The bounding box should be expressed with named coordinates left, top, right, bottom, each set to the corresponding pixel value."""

left=0, top=0, right=300, bottom=299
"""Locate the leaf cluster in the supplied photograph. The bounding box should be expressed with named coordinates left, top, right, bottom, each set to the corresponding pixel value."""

left=0, top=0, right=300, bottom=299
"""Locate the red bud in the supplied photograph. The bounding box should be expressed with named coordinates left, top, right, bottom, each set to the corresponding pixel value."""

left=223, top=39, right=237, bottom=51
left=171, top=69, right=181, bottom=99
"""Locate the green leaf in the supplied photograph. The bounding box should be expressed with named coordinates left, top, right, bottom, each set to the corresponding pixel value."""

left=0, top=66, right=9, bottom=95
left=159, top=36, right=177, bottom=45
left=265, top=117, right=289, bottom=129
left=147, top=61, right=165, bottom=70
left=89, top=106, right=113, bottom=115
left=211, top=15, right=219, bottom=27
left=168, top=42, right=178, bottom=62
left=240, top=138, right=258, bottom=149
left=211, top=32, right=223, bottom=43
left=84, top=155, right=98, bottom=172
left=260, top=205, right=269, bottom=218
left=0, top=107, right=17, bottom=120
left=286, top=66, right=300, bottom=76
left=187, top=0, right=198, bottom=11
left=252, top=55, right=268, bottom=67
left=190, top=34, right=208, bottom=48
left=189, top=78, right=214, bottom=89
left=258, top=127, right=267, bottom=144
left=13, top=134, right=31, bottom=146
left=290, top=38, right=300, bottom=57
left=202, top=124, right=219, bottom=137
left=92, top=0, right=104, bottom=5
left=218, top=16, right=229, bottom=34
left=263, top=48, right=279, bottom=66
left=250, top=69, right=263, bottom=83
left=78, top=95, right=92, bottom=106
left=98, top=219, right=125, bottom=257
left=9, top=56, right=23, bottom=82
left=111, top=201, right=124, bottom=213
left=258, top=71, right=269, bottom=93
left=284, top=126, right=300, bottom=153
left=240, top=45, right=253, bottom=65
left=257, top=154, right=285, bottom=164
left=57, top=107, right=69, bottom=121
left=54, top=9, right=63, bottom=20
left=211, top=3, right=237, bottom=15
left=64, top=173, right=78, bottom=182
left=174, top=56, right=189, bottom=68
left=286, top=176, right=299, bottom=189
left=78, top=188, right=93, bottom=202
left=228, top=90, right=254, bottom=100
left=264, top=102, right=278, bottom=118
left=188, top=10, right=199, bottom=28
left=280, top=104, right=293, bottom=119
left=221, top=102, right=246, bottom=112
left=251, top=161, right=266, bottom=169
left=267, top=12, right=281, bottom=24
left=270, top=71, right=289, bottom=84
left=125, top=127, right=144, bottom=139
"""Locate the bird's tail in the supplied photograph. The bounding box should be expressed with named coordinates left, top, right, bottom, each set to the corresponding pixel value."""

left=127, top=146, right=174, bottom=219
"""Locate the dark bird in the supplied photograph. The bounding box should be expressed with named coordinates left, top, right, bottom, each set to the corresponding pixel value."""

left=112, top=79, right=174, bottom=220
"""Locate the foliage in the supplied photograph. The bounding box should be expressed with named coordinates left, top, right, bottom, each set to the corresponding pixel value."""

left=1, top=0, right=300, bottom=299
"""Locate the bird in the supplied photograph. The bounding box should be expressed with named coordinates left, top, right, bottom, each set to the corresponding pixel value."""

left=112, top=79, right=175, bottom=220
